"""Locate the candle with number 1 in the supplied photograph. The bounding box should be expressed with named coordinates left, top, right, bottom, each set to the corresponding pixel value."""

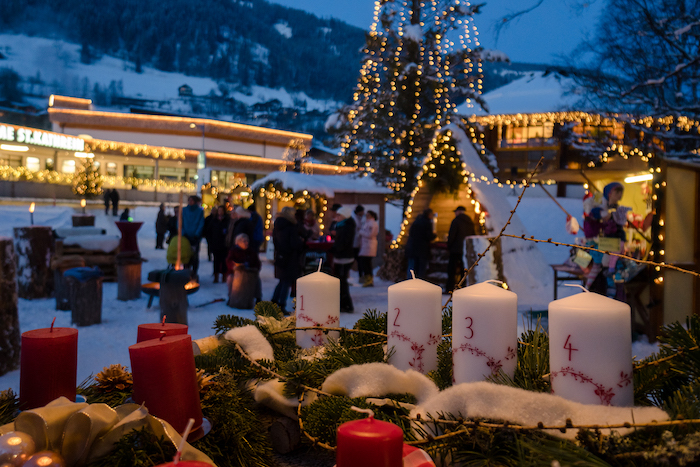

left=452, top=281, right=517, bottom=383
left=295, top=261, right=340, bottom=348
left=549, top=290, right=633, bottom=406
left=387, top=273, right=442, bottom=374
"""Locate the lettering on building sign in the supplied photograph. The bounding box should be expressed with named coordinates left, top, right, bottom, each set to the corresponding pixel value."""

left=0, top=125, right=85, bottom=151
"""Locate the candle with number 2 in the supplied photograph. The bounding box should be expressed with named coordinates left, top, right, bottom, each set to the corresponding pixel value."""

left=549, top=290, right=633, bottom=406
left=452, top=281, right=517, bottom=383
left=295, top=261, right=340, bottom=348
left=387, top=273, right=442, bottom=374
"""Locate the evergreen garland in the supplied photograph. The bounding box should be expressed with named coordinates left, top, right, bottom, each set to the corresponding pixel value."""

left=85, top=428, right=175, bottom=467
left=0, top=389, right=18, bottom=426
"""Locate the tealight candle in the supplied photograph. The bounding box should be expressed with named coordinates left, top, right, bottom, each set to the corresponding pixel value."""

left=452, top=281, right=518, bottom=383
left=19, top=322, right=78, bottom=410
left=336, top=408, right=403, bottom=467
left=549, top=290, right=633, bottom=406
left=387, top=273, right=442, bottom=374
left=129, top=335, right=203, bottom=435
left=295, top=262, right=340, bottom=348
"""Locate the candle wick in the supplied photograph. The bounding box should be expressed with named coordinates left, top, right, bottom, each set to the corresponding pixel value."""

left=350, top=406, right=375, bottom=419
left=159, top=331, right=166, bottom=340
left=564, top=284, right=590, bottom=293
left=318, top=258, right=323, bottom=272
left=173, top=418, right=196, bottom=465
left=50, top=316, right=56, bottom=332
left=410, top=270, right=416, bottom=280
left=162, top=315, right=167, bottom=325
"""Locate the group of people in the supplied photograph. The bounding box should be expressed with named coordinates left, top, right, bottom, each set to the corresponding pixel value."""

left=102, top=189, right=120, bottom=216
left=270, top=203, right=379, bottom=315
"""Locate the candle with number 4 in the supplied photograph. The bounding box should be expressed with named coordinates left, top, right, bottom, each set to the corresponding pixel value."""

left=387, top=274, right=442, bottom=374
left=452, top=281, right=517, bottom=383
left=295, top=262, right=340, bottom=348
left=20, top=321, right=78, bottom=410
left=549, top=290, right=633, bottom=406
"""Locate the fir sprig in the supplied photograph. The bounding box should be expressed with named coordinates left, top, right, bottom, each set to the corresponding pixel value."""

left=0, top=389, right=18, bottom=425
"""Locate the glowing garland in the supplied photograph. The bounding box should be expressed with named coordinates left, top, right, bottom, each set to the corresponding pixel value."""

left=85, top=140, right=188, bottom=160
left=257, top=183, right=328, bottom=236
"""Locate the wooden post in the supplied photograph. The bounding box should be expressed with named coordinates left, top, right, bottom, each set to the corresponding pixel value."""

left=159, top=269, right=190, bottom=325
left=176, top=191, right=183, bottom=270
left=66, top=275, right=103, bottom=326
left=52, top=255, right=86, bottom=310
left=0, top=237, right=21, bottom=376
left=13, top=226, right=54, bottom=299
left=117, top=253, right=142, bottom=301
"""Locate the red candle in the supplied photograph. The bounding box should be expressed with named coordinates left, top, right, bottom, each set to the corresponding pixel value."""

left=336, top=413, right=403, bottom=467
left=137, top=322, right=188, bottom=343
left=154, top=462, right=211, bottom=467
left=19, top=326, right=78, bottom=410
left=129, top=335, right=203, bottom=436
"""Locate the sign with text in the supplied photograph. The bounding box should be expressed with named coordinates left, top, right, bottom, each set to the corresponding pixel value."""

left=0, top=125, right=85, bottom=152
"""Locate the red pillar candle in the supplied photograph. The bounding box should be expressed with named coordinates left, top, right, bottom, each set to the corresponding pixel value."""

left=336, top=411, right=403, bottom=467
left=155, top=462, right=211, bottom=467
left=19, top=326, right=78, bottom=410
left=137, top=322, right=188, bottom=343
left=129, top=335, right=203, bottom=436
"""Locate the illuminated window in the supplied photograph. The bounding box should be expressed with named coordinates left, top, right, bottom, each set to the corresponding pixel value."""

left=46, top=158, right=55, bottom=170
left=106, top=162, right=117, bottom=176
left=25, top=157, right=41, bottom=172
left=62, top=159, right=76, bottom=174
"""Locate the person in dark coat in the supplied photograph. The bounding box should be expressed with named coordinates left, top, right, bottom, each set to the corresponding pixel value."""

left=270, top=207, right=304, bottom=315
left=155, top=203, right=169, bottom=249
left=331, top=207, right=357, bottom=313
left=103, top=189, right=111, bottom=215
left=247, top=203, right=264, bottom=253
left=110, top=189, right=120, bottom=216
left=227, top=206, right=255, bottom=250
left=445, top=206, right=476, bottom=294
left=203, top=208, right=214, bottom=261
left=166, top=210, right=179, bottom=244
left=119, top=208, right=130, bottom=222
left=210, top=205, right=230, bottom=283
left=181, top=196, right=205, bottom=275
left=405, top=208, right=436, bottom=279
left=327, top=203, right=342, bottom=239
left=227, top=233, right=262, bottom=305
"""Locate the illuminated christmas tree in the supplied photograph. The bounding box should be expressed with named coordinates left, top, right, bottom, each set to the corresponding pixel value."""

left=335, top=0, right=487, bottom=202
left=72, top=157, right=103, bottom=198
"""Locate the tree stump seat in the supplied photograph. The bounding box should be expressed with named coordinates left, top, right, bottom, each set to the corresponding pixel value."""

left=64, top=267, right=104, bottom=326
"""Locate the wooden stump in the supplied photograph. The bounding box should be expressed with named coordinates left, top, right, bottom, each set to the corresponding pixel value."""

left=228, top=265, right=257, bottom=309
left=0, top=237, right=21, bottom=376
left=269, top=417, right=301, bottom=454
left=117, top=258, right=142, bottom=301
left=71, top=215, right=95, bottom=227
left=13, top=226, right=54, bottom=299
left=52, top=255, right=86, bottom=310
left=66, top=275, right=103, bottom=326
left=159, top=270, right=191, bottom=325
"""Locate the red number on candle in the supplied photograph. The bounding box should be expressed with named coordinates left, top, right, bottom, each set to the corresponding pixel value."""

left=464, top=316, right=474, bottom=339
left=393, top=308, right=401, bottom=326
left=299, top=295, right=304, bottom=311
left=563, top=334, right=578, bottom=361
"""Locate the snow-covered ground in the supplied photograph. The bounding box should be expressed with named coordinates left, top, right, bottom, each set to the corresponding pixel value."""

left=0, top=195, right=658, bottom=392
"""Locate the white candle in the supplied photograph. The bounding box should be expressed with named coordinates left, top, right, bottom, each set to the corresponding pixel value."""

left=387, top=275, right=442, bottom=374
left=452, top=281, right=518, bottom=383
left=295, top=266, right=340, bottom=348
left=549, top=291, right=633, bottom=406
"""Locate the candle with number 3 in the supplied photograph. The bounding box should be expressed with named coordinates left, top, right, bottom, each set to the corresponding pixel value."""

left=387, top=273, right=442, bottom=374
left=295, top=262, right=340, bottom=348
left=452, top=281, right=517, bottom=383
left=549, top=290, right=633, bottom=406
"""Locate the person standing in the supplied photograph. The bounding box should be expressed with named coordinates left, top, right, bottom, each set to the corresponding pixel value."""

left=271, top=207, right=304, bottom=315
left=110, top=189, right=120, bottom=216
left=247, top=203, right=264, bottom=253
left=210, top=205, right=230, bottom=283
left=331, top=207, right=357, bottom=313
left=328, top=203, right=342, bottom=239
left=303, top=209, right=321, bottom=241
left=181, top=195, right=205, bottom=275
left=203, top=208, right=215, bottom=261
left=352, top=205, right=365, bottom=282
left=445, top=206, right=475, bottom=294
left=155, top=203, right=169, bottom=249
left=405, top=208, right=436, bottom=279
left=357, top=210, right=379, bottom=287
left=103, top=189, right=111, bottom=215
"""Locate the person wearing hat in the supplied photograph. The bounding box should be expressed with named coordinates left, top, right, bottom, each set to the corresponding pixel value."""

left=445, top=205, right=476, bottom=294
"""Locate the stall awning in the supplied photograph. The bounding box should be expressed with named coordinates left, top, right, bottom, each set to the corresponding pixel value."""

left=251, top=171, right=392, bottom=198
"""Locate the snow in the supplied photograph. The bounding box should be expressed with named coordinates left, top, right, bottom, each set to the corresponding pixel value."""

left=224, top=325, right=274, bottom=361
left=274, top=22, right=293, bottom=39
left=411, top=381, right=669, bottom=439
left=0, top=195, right=657, bottom=395
left=403, top=24, right=423, bottom=43
left=457, top=71, right=581, bottom=116
left=250, top=171, right=393, bottom=197
left=61, top=235, right=120, bottom=253
left=0, top=34, right=340, bottom=112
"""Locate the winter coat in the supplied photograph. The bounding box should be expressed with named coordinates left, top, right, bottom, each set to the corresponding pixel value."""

left=209, top=215, right=229, bottom=254
left=227, top=245, right=261, bottom=271
left=156, top=208, right=169, bottom=235
left=249, top=210, right=264, bottom=245
left=331, top=216, right=356, bottom=260
left=272, top=216, right=304, bottom=281
left=227, top=216, right=255, bottom=250
left=109, top=189, right=120, bottom=203
left=358, top=218, right=379, bottom=257
left=181, top=204, right=205, bottom=243
left=447, top=213, right=475, bottom=255
left=352, top=213, right=364, bottom=249
left=405, top=214, right=436, bottom=259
